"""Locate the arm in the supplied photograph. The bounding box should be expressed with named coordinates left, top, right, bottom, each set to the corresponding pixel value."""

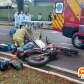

left=25, top=28, right=34, bottom=40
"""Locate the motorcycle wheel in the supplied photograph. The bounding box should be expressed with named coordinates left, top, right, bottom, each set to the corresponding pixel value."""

left=25, top=54, right=49, bottom=67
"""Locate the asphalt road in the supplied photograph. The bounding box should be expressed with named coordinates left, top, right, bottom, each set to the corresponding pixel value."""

left=0, top=25, right=11, bottom=43
left=0, top=25, right=84, bottom=72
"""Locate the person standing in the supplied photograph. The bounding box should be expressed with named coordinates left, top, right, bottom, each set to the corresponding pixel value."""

left=19, top=11, right=25, bottom=26
left=24, top=12, right=32, bottom=22
left=37, top=13, right=43, bottom=28
left=48, top=12, right=52, bottom=21
left=14, top=12, right=20, bottom=27
left=37, top=13, right=42, bottom=21
left=24, top=12, right=32, bottom=30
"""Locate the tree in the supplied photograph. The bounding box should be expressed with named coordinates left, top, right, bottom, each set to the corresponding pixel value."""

left=16, top=0, right=24, bottom=13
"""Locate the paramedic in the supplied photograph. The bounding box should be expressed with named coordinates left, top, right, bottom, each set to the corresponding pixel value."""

left=13, top=25, right=31, bottom=47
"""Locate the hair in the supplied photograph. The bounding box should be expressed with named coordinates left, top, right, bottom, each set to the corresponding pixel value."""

left=20, top=25, right=24, bottom=29
left=25, top=12, right=28, bottom=15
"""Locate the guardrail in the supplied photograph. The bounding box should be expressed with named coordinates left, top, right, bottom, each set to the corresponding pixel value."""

left=24, top=21, right=52, bottom=30
left=24, top=21, right=52, bottom=24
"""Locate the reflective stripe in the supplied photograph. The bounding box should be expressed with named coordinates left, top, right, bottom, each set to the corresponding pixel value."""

left=80, top=25, right=84, bottom=27
left=67, top=0, right=80, bottom=20
left=52, top=13, right=64, bottom=30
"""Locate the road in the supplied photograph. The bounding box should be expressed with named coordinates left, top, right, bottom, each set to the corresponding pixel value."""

left=0, top=25, right=11, bottom=43
left=0, top=25, right=84, bottom=72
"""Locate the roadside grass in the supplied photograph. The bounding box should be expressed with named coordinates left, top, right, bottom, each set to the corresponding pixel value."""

left=0, top=71, right=4, bottom=81
left=0, top=68, right=60, bottom=84
left=0, top=67, right=76, bottom=84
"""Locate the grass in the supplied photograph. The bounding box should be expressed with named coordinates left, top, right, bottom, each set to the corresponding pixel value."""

left=0, top=72, right=4, bottom=81
left=0, top=9, right=15, bottom=21
left=0, top=68, right=58, bottom=84
left=0, top=68, right=77, bottom=84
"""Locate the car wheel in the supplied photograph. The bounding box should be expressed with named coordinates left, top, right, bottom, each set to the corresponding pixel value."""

left=72, top=33, right=84, bottom=49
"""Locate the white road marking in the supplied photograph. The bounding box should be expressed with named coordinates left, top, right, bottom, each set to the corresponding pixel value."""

left=58, top=46, right=71, bottom=49
left=46, top=64, right=77, bottom=75
left=60, top=43, right=72, bottom=46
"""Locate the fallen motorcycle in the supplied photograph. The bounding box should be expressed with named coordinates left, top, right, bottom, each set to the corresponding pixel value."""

left=16, top=40, right=79, bottom=67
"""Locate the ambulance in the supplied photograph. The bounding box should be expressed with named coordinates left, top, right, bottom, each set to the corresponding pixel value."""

left=52, top=0, right=84, bottom=49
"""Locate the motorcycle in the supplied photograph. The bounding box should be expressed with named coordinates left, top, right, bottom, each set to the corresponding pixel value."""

left=16, top=40, right=78, bottom=67
left=16, top=40, right=59, bottom=67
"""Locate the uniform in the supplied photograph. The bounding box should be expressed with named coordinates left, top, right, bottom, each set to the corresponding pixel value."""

left=13, top=28, right=27, bottom=47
